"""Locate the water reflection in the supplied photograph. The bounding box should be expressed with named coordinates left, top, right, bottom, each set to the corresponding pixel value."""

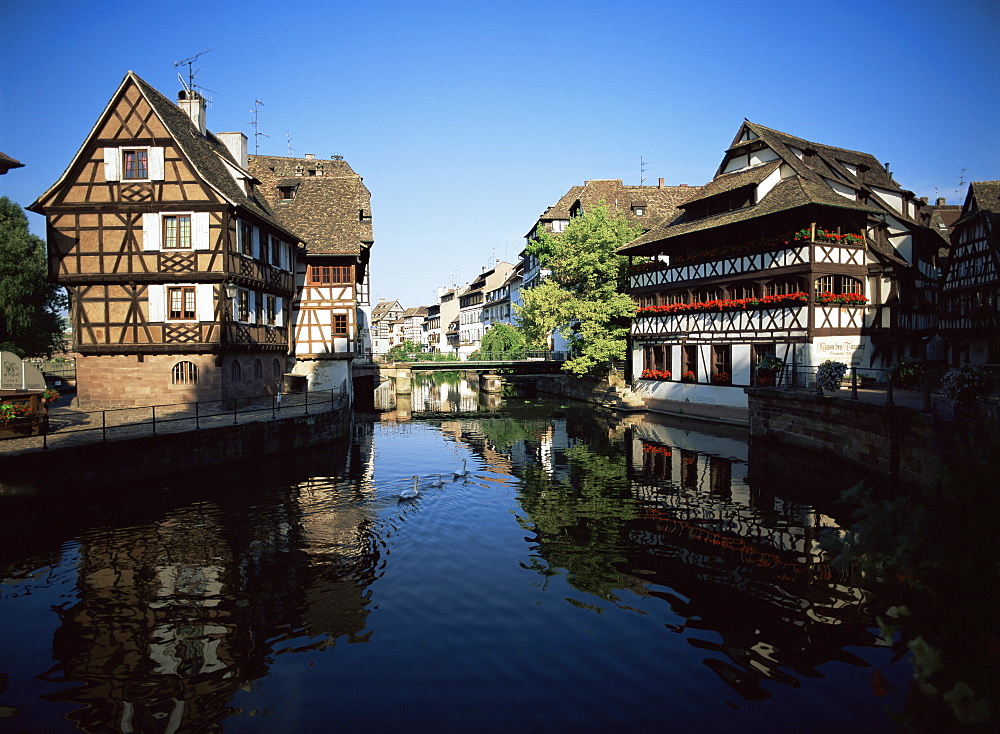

left=0, top=394, right=900, bottom=731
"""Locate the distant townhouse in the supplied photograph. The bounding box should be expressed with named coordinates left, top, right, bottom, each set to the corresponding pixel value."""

left=30, top=72, right=301, bottom=407
left=939, top=181, right=1000, bottom=365
left=371, top=299, right=403, bottom=354
left=401, top=306, right=428, bottom=347
left=620, top=121, right=947, bottom=412
left=457, top=262, right=514, bottom=357
left=249, top=152, right=373, bottom=393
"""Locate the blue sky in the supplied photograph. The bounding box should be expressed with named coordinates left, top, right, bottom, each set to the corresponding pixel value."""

left=2, top=0, right=998, bottom=307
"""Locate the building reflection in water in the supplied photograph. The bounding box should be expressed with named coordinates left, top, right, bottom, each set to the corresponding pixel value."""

left=475, top=409, right=873, bottom=704
left=375, top=371, right=503, bottom=417
left=35, top=436, right=381, bottom=733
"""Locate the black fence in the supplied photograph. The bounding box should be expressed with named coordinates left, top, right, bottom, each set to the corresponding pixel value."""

left=4, top=388, right=346, bottom=451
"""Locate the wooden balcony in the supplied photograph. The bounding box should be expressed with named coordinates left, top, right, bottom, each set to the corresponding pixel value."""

left=629, top=242, right=865, bottom=291
left=632, top=305, right=870, bottom=340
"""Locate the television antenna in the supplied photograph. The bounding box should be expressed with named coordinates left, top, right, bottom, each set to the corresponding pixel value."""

left=640, top=155, right=650, bottom=186
left=285, top=132, right=294, bottom=157
left=174, top=49, right=217, bottom=98
left=248, top=99, right=269, bottom=154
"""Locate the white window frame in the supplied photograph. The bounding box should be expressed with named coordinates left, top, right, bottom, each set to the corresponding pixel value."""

left=104, top=146, right=164, bottom=182
left=148, top=283, right=214, bottom=322
left=143, top=212, right=210, bottom=251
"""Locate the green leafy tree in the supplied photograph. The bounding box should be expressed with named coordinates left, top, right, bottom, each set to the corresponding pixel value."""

left=517, top=202, right=641, bottom=376
left=473, top=322, right=529, bottom=359
left=0, top=197, right=66, bottom=357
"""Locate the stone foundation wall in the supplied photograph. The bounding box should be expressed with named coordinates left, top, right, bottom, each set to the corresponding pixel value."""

left=747, top=388, right=942, bottom=488
left=76, top=353, right=286, bottom=408
left=0, top=402, right=350, bottom=494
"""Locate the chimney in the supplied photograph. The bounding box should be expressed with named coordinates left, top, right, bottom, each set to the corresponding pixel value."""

left=217, top=132, right=248, bottom=169
left=177, top=89, right=207, bottom=135
left=305, top=153, right=316, bottom=160
left=920, top=196, right=929, bottom=204
left=658, top=178, right=664, bottom=188
left=937, top=197, right=947, bottom=206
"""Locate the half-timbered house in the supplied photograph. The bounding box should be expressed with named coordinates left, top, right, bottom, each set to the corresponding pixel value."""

left=939, top=181, right=1000, bottom=365
left=249, top=153, right=373, bottom=392
left=620, top=121, right=946, bottom=410
left=370, top=299, right=403, bottom=354
left=30, top=72, right=302, bottom=407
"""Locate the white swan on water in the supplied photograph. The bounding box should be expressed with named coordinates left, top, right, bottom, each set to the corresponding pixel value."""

left=398, top=475, right=420, bottom=499
left=453, top=460, right=469, bottom=479
left=426, top=474, right=446, bottom=488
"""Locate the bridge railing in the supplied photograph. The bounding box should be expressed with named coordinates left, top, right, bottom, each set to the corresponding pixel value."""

left=360, top=350, right=567, bottom=364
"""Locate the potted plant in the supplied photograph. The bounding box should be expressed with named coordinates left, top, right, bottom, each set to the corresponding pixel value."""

left=816, top=360, right=848, bottom=392
left=681, top=371, right=697, bottom=383
left=755, top=356, right=784, bottom=386
left=888, top=360, right=925, bottom=390
left=712, top=371, right=732, bottom=385
left=941, top=364, right=992, bottom=413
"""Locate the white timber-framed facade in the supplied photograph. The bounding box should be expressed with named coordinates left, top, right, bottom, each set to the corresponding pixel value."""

left=620, top=121, right=947, bottom=409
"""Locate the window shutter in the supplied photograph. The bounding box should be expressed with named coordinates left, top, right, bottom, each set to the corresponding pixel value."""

left=196, top=284, right=214, bottom=321
left=149, top=147, right=165, bottom=180
left=275, top=298, right=284, bottom=326
left=249, top=290, right=258, bottom=323
left=147, top=284, right=165, bottom=321
left=104, top=148, right=120, bottom=181
left=252, top=227, right=260, bottom=259
left=142, top=213, right=161, bottom=251
left=236, top=219, right=244, bottom=253
left=192, top=212, right=211, bottom=249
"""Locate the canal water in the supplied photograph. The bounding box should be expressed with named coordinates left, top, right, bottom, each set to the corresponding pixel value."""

left=0, top=376, right=909, bottom=732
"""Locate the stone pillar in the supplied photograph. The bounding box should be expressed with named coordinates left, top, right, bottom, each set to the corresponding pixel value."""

left=480, top=373, right=503, bottom=393
left=394, top=368, right=412, bottom=395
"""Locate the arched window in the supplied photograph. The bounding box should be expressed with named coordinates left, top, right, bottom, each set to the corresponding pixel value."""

left=764, top=279, right=799, bottom=296
left=254, top=359, right=263, bottom=379
left=273, top=358, right=281, bottom=377
left=231, top=360, right=242, bottom=383
left=172, top=361, right=198, bottom=385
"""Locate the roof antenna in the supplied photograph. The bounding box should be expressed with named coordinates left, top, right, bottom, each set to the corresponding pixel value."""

left=285, top=132, right=294, bottom=157
left=174, top=49, right=217, bottom=101
left=248, top=100, right=268, bottom=154
left=640, top=155, right=649, bottom=186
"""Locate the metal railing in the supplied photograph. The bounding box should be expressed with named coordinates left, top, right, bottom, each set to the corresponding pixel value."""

left=2, top=388, right=346, bottom=452
left=358, top=350, right=568, bottom=364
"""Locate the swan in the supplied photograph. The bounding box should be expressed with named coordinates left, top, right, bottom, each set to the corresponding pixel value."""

left=453, top=459, right=469, bottom=479
left=398, top=475, right=420, bottom=500
left=426, top=474, right=446, bottom=488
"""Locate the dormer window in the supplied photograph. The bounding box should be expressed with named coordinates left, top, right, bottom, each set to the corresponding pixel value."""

left=308, top=169, right=316, bottom=176
left=632, top=206, right=645, bottom=216
left=570, top=202, right=583, bottom=218
left=279, top=186, right=295, bottom=200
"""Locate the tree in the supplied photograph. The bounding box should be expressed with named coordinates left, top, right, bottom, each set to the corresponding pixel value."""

left=517, top=202, right=642, bottom=376
left=0, top=197, right=66, bottom=357
left=474, top=322, right=529, bottom=359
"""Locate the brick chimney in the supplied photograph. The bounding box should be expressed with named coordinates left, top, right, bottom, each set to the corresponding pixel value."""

left=177, top=89, right=206, bottom=135
left=937, top=197, right=947, bottom=206
left=658, top=178, right=664, bottom=188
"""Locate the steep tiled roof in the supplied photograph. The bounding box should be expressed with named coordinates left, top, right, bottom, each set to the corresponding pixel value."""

left=970, top=181, right=1000, bottom=214
left=677, top=161, right=780, bottom=206
left=531, top=179, right=698, bottom=236
left=621, top=121, right=920, bottom=257
left=128, top=74, right=292, bottom=234
left=249, top=155, right=372, bottom=256
left=735, top=122, right=900, bottom=191
left=623, top=177, right=879, bottom=252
